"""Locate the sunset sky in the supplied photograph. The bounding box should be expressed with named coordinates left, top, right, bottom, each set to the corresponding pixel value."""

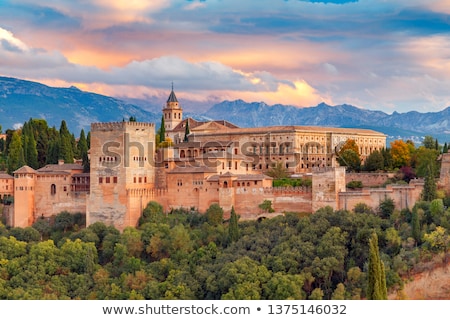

left=1, top=0, right=450, bottom=114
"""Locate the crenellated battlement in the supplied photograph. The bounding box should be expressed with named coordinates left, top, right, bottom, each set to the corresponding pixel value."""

left=126, top=187, right=168, bottom=196
left=265, top=186, right=312, bottom=194
left=91, top=121, right=155, bottom=131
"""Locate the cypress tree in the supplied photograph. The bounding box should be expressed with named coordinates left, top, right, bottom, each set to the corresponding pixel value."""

left=422, top=164, right=437, bottom=201
left=184, top=119, right=190, bottom=142
left=77, top=129, right=89, bottom=172
left=443, top=142, right=448, bottom=154
left=7, top=131, right=25, bottom=174
left=411, top=209, right=421, bottom=245
left=228, top=206, right=239, bottom=243
left=367, top=232, right=387, bottom=300
left=25, top=126, right=38, bottom=169
left=160, top=115, right=165, bottom=142
left=58, top=120, right=74, bottom=163
left=86, top=131, right=91, bottom=150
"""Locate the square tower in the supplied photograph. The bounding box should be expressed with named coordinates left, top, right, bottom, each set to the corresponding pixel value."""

left=87, top=121, right=156, bottom=230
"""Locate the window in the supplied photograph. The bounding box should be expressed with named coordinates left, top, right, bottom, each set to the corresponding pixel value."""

left=51, top=184, right=56, bottom=195
left=99, top=177, right=103, bottom=184
left=106, top=177, right=110, bottom=183
left=113, top=177, right=118, bottom=183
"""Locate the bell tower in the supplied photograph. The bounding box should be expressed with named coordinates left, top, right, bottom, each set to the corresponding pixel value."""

left=162, top=84, right=183, bottom=132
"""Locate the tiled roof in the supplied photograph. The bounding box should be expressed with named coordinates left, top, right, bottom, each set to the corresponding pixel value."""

left=190, top=125, right=386, bottom=136
left=167, top=89, right=178, bottom=103
left=167, top=165, right=217, bottom=174
left=13, top=166, right=38, bottom=174
left=0, top=171, right=13, bottom=179
left=37, top=163, right=83, bottom=172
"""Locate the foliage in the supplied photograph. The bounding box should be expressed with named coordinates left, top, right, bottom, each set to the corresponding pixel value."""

left=205, top=203, right=224, bottom=226
left=258, top=200, right=275, bottom=213
left=159, top=115, right=165, bottom=143
left=337, top=139, right=361, bottom=172
left=139, top=201, right=165, bottom=225
left=228, top=206, right=239, bottom=243
left=346, top=180, right=363, bottom=189
left=378, top=198, right=395, bottom=219
left=364, top=149, right=384, bottom=171
left=390, top=140, right=412, bottom=168
left=266, top=161, right=289, bottom=179
left=0, top=201, right=449, bottom=300
left=7, top=131, right=25, bottom=174
left=367, top=233, right=388, bottom=300
left=273, top=177, right=311, bottom=188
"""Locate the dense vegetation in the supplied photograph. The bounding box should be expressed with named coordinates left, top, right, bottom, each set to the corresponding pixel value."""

left=1, top=196, right=449, bottom=300
left=0, top=119, right=90, bottom=174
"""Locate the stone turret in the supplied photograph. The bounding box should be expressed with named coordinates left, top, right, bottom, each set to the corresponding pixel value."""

left=162, top=84, right=183, bottom=133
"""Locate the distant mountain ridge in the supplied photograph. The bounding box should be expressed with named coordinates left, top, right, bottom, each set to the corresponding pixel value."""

left=0, top=76, right=449, bottom=143
left=202, top=100, right=450, bottom=143
left=0, top=76, right=159, bottom=133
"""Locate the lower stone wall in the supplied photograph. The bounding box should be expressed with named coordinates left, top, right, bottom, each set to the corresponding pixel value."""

left=346, top=172, right=395, bottom=187
left=339, top=181, right=424, bottom=212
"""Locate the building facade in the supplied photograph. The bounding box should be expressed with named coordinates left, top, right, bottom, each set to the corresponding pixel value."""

left=4, top=88, right=440, bottom=231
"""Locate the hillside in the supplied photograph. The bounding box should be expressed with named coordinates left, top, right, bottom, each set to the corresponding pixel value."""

left=0, top=76, right=159, bottom=133
left=389, top=257, right=450, bottom=300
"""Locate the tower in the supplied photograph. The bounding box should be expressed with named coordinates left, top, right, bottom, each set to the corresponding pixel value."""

left=12, top=166, right=36, bottom=227
left=87, top=121, right=156, bottom=230
left=162, top=84, right=183, bottom=135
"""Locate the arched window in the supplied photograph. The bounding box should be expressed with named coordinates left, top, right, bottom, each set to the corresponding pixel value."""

left=51, top=184, right=56, bottom=195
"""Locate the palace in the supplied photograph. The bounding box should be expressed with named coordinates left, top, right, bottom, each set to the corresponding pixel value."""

left=3, top=88, right=444, bottom=230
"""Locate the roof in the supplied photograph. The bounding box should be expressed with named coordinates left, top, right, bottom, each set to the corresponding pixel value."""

left=0, top=171, right=13, bottom=179
left=167, top=165, right=217, bottom=174
left=171, top=118, right=240, bottom=133
left=13, top=166, right=38, bottom=174
left=37, top=163, right=83, bottom=173
left=188, top=125, right=386, bottom=137
left=206, top=173, right=273, bottom=182
left=167, top=89, right=178, bottom=103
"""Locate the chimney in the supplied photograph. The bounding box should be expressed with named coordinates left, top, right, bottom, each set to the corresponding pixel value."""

left=58, top=159, right=65, bottom=165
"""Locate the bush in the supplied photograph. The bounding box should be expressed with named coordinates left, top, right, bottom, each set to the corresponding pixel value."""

left=346, top=180, right=363, bottom=189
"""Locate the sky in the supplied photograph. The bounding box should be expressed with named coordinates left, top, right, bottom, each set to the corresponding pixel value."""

left=1, top=0, right=450, bottom=114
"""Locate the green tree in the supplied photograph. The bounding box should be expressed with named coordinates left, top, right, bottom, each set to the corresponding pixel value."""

left=159, top=115, right=165, bottom=143
left=184, top=119, right=190, bottom=142
left=266, top=161, right=289, bottom=179
left=423, top=226, right=449, bottom=253
left=228, top=206, right=239, bottom=243
left=205, top=203, right=223, bottom=226
left=337, top=149, right=361, bottom=172
left=422, top=135, right=435, bottom=149
left=337, top=139, right=361, bottom=172
left=77, top=129, right=89, bottom=172
left=422, top=165, right=437, bottom=201
left=364, top=149, right=384, bottom=171
left=411, top=208, right=421, bottom=244
left=259, top=200, right=275, bottom=213
left=139, top=201, right=165, bottom=225
left=26, top=125, right=38, bottom=169
left=366, top=233, right=387, bottom=300
left=58, top=120, right=74, bottom=163
left=378, top=197, right=395, bottom=219
left=414, top=146, right=439, bottom=178
left=7, top=131, right=25, bottom=174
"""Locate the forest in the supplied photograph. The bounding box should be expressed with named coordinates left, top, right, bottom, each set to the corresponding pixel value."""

left=1, top=195, right=449, bottom=300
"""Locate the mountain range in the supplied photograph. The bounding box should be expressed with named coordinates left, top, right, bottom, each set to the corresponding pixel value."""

left=1, top=76, right=449, bottom=143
